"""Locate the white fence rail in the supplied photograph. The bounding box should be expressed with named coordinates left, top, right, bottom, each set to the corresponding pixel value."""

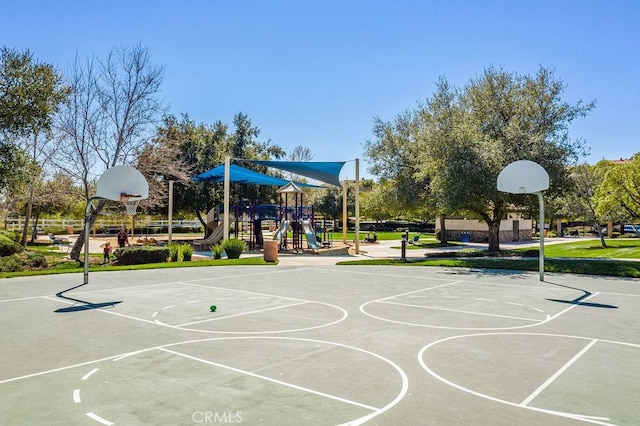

left=3, top=218, right=203, bottom=233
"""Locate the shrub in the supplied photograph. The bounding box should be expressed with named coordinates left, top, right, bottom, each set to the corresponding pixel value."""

left=0, top=230, right=21, bottom=243
left=0, top=255, right=22, bottom=272
left=24, top=252, right=47, bottom=269
left=168, top=243, right=182, bottom=262
left=222, top=238, right=246, bottom=259
left=0, top=240, right=22, bottom=257
left=181, top=244, right=193, bottom=261
left=211, top=244, right=224, bottom=259
left=114, top=246, right=170, bottom=265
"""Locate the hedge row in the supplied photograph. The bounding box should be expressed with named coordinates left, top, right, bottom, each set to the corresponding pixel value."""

left=114, top=246, right=170, bottom=265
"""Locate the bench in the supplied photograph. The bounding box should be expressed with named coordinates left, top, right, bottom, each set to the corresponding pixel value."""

left=48, top=234, right=71, bottom=252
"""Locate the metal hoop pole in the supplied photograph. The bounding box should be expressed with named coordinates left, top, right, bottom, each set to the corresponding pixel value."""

left=84, top=196, right=103, bottom=285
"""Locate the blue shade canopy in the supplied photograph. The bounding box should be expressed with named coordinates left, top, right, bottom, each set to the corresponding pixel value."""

left=193, top=164, right=319, bottom=187
left=247, top=160, right=345, bottom=186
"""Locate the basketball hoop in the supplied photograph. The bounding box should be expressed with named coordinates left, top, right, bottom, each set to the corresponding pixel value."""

left=120, top=193, right=142, bottom=216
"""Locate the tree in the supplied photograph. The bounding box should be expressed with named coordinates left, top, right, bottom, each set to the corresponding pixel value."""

left=54, top=44, right=165, bottom=261
left=229, top=112, right=286, bottom=204
left=156, top=113, right=287, bottom=235
left=286, top=145, right=314, bottom=182
left=558, top=163, right=608, bottom=247
left=595, top=154, right=640, bottom=229
left=1, top=47, right=69, bottom=244
left=415, top=67, right=594, bottom=251
left=26, top=173, right=83, bottom=241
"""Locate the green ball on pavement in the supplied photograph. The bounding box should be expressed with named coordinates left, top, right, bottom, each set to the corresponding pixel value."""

left=210, top=305, right=217, bottom=312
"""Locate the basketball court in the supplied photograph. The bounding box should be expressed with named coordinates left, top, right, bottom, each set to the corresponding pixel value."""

left=1, top=264, right=638, bottom=425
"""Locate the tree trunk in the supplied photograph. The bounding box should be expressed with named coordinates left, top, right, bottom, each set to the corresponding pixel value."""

left=486, top=218, right=501, bottom=253
left=438, top=214, right=447, bottom=244
left=30, top=214, right=40, bottom=242
left=69, top=199, right=107, bottom=262
left=21, top=186, right=35, bottom=248
left=196, top=211, right=210, bottom=238
left=595, top=223, right=607, bottom=248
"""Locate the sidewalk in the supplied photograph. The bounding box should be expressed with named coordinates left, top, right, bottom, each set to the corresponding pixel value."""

left=46, top=234, right=610, bottom=266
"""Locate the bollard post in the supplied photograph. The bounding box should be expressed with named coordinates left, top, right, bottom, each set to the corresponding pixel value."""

left=401, top=232, right=407, bottom=260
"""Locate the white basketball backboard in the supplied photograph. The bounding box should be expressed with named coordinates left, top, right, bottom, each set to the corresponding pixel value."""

left=95, top=165, right=149, bottom=201
left=497, top=160, right=549, bottom=194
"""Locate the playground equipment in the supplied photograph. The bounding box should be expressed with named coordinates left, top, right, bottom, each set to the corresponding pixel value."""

left=200, top=180, right=337, bottom=255
left=272, top=220, right=290, bottom=243
left=193, top=225, right=224, bottom=251
left=302, top=219, right=321, bottom=253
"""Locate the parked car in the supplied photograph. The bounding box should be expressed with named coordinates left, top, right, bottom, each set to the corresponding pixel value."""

left=600, top=224, right=640, bottom=234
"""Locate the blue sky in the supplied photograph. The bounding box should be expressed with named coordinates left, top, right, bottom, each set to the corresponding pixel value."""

left=3, top=0, right=639, bottom=181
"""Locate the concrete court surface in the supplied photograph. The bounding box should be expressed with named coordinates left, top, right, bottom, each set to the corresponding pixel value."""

left=0, top=261, right=639, bottom=425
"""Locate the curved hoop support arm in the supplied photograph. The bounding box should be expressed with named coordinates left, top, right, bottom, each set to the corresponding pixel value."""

left=84, top=196, right=104, bottom=285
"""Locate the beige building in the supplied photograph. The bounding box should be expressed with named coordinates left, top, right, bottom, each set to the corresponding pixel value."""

left=435, top=218, right=533, bottom=243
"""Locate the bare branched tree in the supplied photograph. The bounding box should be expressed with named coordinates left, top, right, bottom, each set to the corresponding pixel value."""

left=54, top=44, right=165, bottom=261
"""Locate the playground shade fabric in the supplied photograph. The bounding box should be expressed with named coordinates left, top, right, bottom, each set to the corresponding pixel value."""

left=193, top=164, right=320, bottom=187
left=247, top=160, right=345, bottom=187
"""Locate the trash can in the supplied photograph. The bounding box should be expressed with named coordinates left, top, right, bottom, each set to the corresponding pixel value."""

left=65, top=226, right=74, bottom=235
left=264, top=240, right=279, bottom=262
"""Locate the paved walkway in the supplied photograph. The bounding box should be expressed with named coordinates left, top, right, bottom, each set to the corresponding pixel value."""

left=47, top=234, right=617, bottom=267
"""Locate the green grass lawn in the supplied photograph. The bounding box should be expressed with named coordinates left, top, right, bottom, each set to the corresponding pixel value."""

left=4, top=236, right=640, bottom=279
left=537, top=238, right=640, bottom=258
left=337, top=257, right=640, bottom=278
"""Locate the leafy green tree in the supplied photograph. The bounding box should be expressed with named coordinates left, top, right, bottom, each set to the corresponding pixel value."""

left=414, top=67, right=593, bottom=251
left=0, top=46, right=69, bottom=245
left=153, top=113, right=287, bottom=234
left=558, top=163, right=607, bottom=246
left=26, top=173, right=83, bottom=241
left=595, top=154, right=640, bottom=229
left=229, top=112, right=286, bottom=204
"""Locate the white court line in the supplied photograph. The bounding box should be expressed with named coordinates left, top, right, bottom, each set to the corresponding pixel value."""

left=418, top=333, right=620, bottom=426
left=43, top=297, right=169, bottom=328
left=86, top=412, right=114, bottom=425
left=0, top=356, right=117, bottom=385
left=162, top=305, right=175, bottom=310
left=73, top=389, right=81, bottom=403
left=378, top=300, right=541, bottom=322
left=520, top=339, right=599, bottom=406
left=81, top=368, right=99, bottom=381
left=158, top=347, right=379, bottom=411
left=0, top=295, right=57, bottom=303
left=179, top=281, right=312, bottom=302
left=376, top=281, right=464, bottom=303
left=547, top=292, right=600, bottom=322
left=177, top=301, right=311, bottom=327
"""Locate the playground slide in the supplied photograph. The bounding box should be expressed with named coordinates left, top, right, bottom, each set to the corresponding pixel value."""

left=193, top=225, right=224, bottom=249
left=272, top=220, right=290, bottom=242
left=301, top=220, right=321, bottom=250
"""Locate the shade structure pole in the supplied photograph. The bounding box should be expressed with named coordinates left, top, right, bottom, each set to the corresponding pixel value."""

left=342, top=181, right=347, bottom=244
left=168, top=180, right=174, bottom=245
left=536, top=191, right=545, bottom=281
left=355, top=158, right=360, bottom=255
left=223, top=155, right=230, bottom=242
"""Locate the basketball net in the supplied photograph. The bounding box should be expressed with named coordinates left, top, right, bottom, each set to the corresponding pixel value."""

left=120, top=193, right=141, bottom=216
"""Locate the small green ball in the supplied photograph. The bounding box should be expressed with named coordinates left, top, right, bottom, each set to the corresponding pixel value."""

left=210, top=305, right=217, bottom=312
